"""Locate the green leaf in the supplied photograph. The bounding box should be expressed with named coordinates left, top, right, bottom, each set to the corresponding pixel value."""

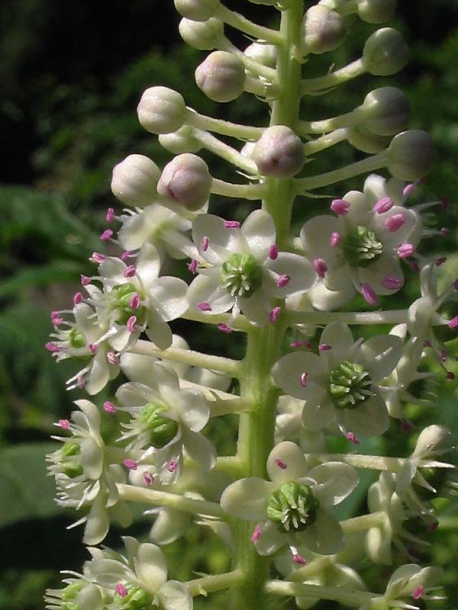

left=0, top=443, right=60, bottom=528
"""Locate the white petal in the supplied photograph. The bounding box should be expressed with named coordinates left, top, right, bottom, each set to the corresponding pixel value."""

left=241, top=209, right=276, bottom=262
left=309, top=462, right=358, bottom=506
left=135, top=243, right=161, bottom=288
left=187, top=273, right=234, bottom=314
left=237, top=291, right=271, bottom=325
left=135, top=543, right=168, bottom=589
left=357, top=334, right=402, bottom=381
left=183, top=430, right=216, bottom=471
left=83, top=495, right=110, bottom=545
left=266, top=441, right=309, bottom=483
left=272, top=352, right=327, bottom=400
left=175, top=389, right=210, bottom=431
left=308, top=281, right=355, bottom=311
left=299, top=510, right=344, bottom=555
left=300, top=216, right=339, bottom=264
left=357, top=256, right=403, bottom=296
left=220, top=478, right=273, bottom=520
left=193, top=214, right=239, bottom=264
left=301, top=399, right=335, bottom=432
left=150, top=277, right=188, bottom=321
left=157, top=581, right=193, bottom=610
left=145, top=317, right=173, bottom=350
left=265, top=252, right=315, bottom=297
left=320, top=321, right=354, bottom=364
left=254, top=520, right=285, bottom=555
left=343, top=395, right=390, bottom=437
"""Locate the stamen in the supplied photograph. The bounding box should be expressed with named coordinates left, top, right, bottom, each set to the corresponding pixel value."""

left=45, top=342, right=60, bottom=353
left=143, top=472, right=154, bottom=486
left=73, top=292, right=83, bottom=305
left=217, top=323, right=233, bottom=333
left=107, top=351, right=119, bottom=365
left=124, top=265, right=136, bottom=278
left=81, top=275, right=90, bottom=286
left=346, top=432, right=359, bottom=445
left=313, top=258, right=327, bottom=278
left=100, top=229, right=113, bottom=241
left=397, top=243, right=415, bottom=258
left=374, top=196, right=394, bottom=213
left=319, top=343, right=331, bottom=351
left=331, top=198, right=350, bottom=215
left=381, top=274, right=403, bottom=290
left=127, top=316, right=137, bottom=333
left=384, top=213, right=405, bottom=232
left=251, top=525, right=261, bottom=542
left=448, top=316, right=458, bottom=329
left=198, top=301, right=212, bottom=312
left=277, top=274, right=291, bottom=288
left=330, top=232, right=340, bottom=247
left=275, top=457, right=288, bottom=469
left=300, top=373, right=308, bottom=387
left=188, top=259, right=198, bottom=274
left=225, top=220, right=241, bottom=229
left=168, top=460, right=178, bottom=472
left=58, top=419, right=70, bottom=430
left=104, top=401, right=117, bottom=414
left=290, top=340, right=312, bottom=349
left=201, top=236, right=209, bottom=251
left=269, top=244, right=278, bottom=260
left=435, top=256, right=447, bottom=267
left=412, top=585, right=425, bottom=601
left=106, top=207, right=115, bottom=222
left=403, top=182, right=416, bottom=197
left=115, top=583, right=128, bottom=598
left=361, top=283, right=379, bottom=306
left=129, top=294, right=141, bottom=309
left=90, top=252, right=106, bottom=264
left=124, top=459, right=138, bottom=470
left=269, top=306, right=281, bottom=323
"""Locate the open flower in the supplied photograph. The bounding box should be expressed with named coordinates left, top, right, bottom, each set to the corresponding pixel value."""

left=85, top=537, right=193, bottom=610
left=115, top=362, right=216, bottom=484
left=47, top=400, right=132, bottom=545
left=187, top=209, right=315, bottom=325
left=300, top=174, right=422, bottom=309
left=272, top=321, right=402, bottom=440
left=85, top=243, right=188, bottom=351
left=221, top=441, right=358, bottom=559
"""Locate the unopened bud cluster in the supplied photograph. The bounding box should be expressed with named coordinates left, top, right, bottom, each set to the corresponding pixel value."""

left=45, top=1, right=455, bottom=610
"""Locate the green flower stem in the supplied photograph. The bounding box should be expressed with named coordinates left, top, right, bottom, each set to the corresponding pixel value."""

left=303, top=127, right=349, bottom=155
left=301, top=58, right=365, bottom=94
left=216, top=5, right=282, bottom=45
left=229, top=3, right=304, bottom=609
left=117, top=483, right=225, bottom=518
left=215, top=456, right=245, bottom=479
left=287, top=309, right=409, bottom=326
left=182, top=309, right=252, bottom=331
left=288, top=556, right=333, bottom=581
left=187, top=111, right=264, bottom=140
left=297, top=150, right=388, bottom=191
left=265, top=579, right=375, bottom=606
left=131, top=340, right=241, bottom=377
left=179, top=381, right=253, bottom=415
left=310, top=453, right=454, bottom=473
left=194, top=129, right=258, bottom=174
left=187, top=569, right=244, bottom=597
left=211, top=179, right=266, bottom=200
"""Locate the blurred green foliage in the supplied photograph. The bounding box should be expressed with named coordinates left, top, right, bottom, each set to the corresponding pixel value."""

left=0, top=1, right=457, bottom=608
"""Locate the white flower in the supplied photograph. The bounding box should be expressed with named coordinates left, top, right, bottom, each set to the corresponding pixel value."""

left=85, top=537, right=193, bottom=610
left=85, top=243, right=188, bottom=351
left=47, top=400, right=132, bottom=545
left=115, top=362, right=216, bottom=484
left=272, top=321, right=402, bottom=440
left=187, top=209, right=315, bottom=325
left=300, top=174, right=422, bottom=309
left=220, top=441, right=358, bottom=558
left=47, top=302, right=120, bottom=394
left=116, top=202, right=198, bottom=261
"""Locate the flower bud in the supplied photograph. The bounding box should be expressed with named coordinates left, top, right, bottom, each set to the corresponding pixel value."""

left=301, top=5, right=346, bottom=55
left=195, top=51, right=246, bottom=102
left=174, top=0, right=220, bottom=21
left=111, top=154, right=161, bottom=207
left=137, top=86, right=187, bottom=135
left=362, top=87, right=409, bottom=136
left=357, top=0, right=396, bottom=24
left=157, top=153, right=212, bottom=211
left=252, top=125, right=305, bottom=179
left=179, top=17, right=224, bottom=50
left=348, top=124, right=392, bottom=153
left=159, top=126, right=202, bottom=154
left=362, top=28, right=409, bottom=76
left=412, top=425, right=455, bottom=459
left=244, top=41, right=278, bottom=68
left=387, top=130, right=435, bottom=181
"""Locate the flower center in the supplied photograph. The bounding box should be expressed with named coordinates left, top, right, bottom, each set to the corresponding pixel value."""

left=340, top=225, right=383, bottom=268
left=69, top=328, right=85, bottom=349
left=267, top=481, right=320, bottom=533
left=138, top=403, right=179, bottom=448
left=114, top=584, right=153, bottom=610
left=328, top=360, right=373, bottom=410
left=221, top=253, right=263, bottom=298
left=110, top=282, right=145, bottom=325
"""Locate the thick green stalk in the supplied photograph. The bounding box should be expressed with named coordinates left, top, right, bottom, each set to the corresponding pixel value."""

left=230, top=3, right=304, bottom=608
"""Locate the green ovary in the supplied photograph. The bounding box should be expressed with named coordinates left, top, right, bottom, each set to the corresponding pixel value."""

left=329, top=360, right=373, bottom=410
left=221, top=253, right=263, bottom=298
left=138, top=403, right=179, bottom=448
left=110, top=282, right=145, bottom=325
left=113, top=585, right=153, bottom=610
left=267, top=481, right=320, bottom=533
left=340, top=225, right=383, bottom=268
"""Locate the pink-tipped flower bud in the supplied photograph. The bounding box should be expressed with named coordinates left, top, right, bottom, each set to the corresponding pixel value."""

left=195, top=51, right=246, bottom=102
left=179, top=17, right=224, bottom=50
left=252, top=125, right=305, bottom=179
left=157, top=153, right=212, bottom=211
left=362, top=87, right=409, bottom=136
left=137, top=86, right=187, bottom=135
left=244, top=41, right=277, bottom=68
left=174, top=0, right=220, bottom=21
left=362, top=28, right=409, bottom=76
left=111, top=154, right=161, bottom=207
left=301, top=6, right=346, bottom=55
left=387, top=130, right=435, bottom=181
left=159, top=126, right=202, bottom=154
left=348, top=124, right=391, bottom=154
left=357, top=0, right=396, bottom=24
